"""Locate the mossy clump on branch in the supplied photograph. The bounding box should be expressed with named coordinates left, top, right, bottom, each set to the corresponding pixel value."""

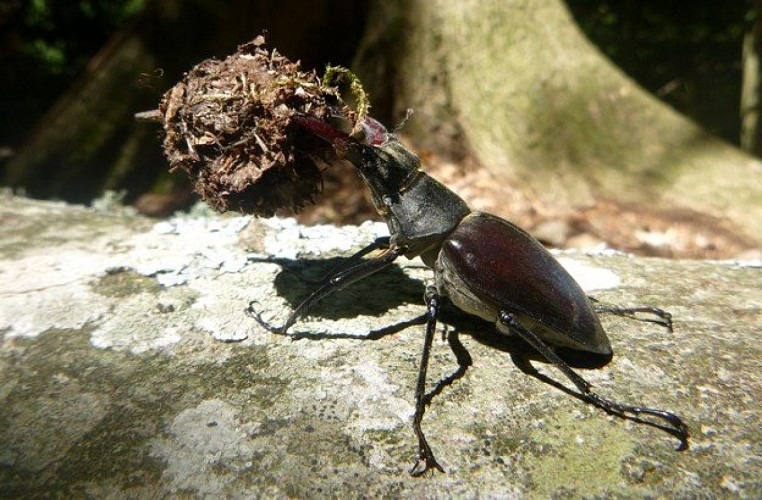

left=156, top=36, right=365, bottom=216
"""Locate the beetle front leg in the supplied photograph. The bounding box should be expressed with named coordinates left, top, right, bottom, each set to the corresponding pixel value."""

left=316, top=236, right=391, bottom=284
left=410, top=285, right=446, bottom=476
left=499, top=312, right=689, bottom=450
left=248, top=245, right=404, bottom=335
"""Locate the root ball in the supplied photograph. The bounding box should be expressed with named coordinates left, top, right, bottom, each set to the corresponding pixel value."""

left=158, top=36, right=348, bottom=216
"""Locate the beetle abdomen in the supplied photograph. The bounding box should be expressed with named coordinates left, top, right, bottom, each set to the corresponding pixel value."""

left=436, top=212, right=612, bottom=355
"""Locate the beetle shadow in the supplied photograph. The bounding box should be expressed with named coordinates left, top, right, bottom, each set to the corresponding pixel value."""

left=248, top=261, right=685, bottom=446
left=353, top=303, right=686, bottom=446
left=249, top=255, right=425, bottom=325
left=437, top=304, right=687, bottom=447
left=436, top=303, right=614, bottom=369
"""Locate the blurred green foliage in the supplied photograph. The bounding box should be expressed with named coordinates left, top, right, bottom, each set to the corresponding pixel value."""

left=0, top=0, right=145, bottom=145
left=21, top=0, right=144, bottom=71
left=566, top=0, right=750, bottom=144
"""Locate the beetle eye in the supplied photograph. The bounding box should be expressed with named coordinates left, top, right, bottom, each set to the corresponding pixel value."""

left=334, top=140, right=363, bottom=165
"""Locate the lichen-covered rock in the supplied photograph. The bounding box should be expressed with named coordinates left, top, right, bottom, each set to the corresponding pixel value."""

left=0, top=193, right=760, bottom=497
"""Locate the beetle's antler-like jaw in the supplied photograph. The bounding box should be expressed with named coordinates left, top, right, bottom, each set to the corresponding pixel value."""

left=292, top=113, right=366, bottom=165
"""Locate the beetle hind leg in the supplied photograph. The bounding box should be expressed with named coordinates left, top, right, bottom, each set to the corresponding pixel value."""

left=499, top=312, right=689, bottom=450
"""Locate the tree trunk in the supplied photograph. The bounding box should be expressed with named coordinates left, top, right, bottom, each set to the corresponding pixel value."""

left=741, top=1, right=762, bottom=157
left=5, top=0, right=760, bottom=253
left=354, top=0, right=762, bottom=247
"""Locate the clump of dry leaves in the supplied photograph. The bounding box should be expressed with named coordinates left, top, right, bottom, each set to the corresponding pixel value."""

left=153, top=36, right=357, bottom=216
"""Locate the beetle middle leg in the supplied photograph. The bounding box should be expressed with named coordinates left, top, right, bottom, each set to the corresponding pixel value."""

left=410, top=285, right=447, bottom=476
left=248, top=244, right=404, bottom=334
left=499, top=312, right=689, bottom=449
left=409, top=287, right=474, bottom=476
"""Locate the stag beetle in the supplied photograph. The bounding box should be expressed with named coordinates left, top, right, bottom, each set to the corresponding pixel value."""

left=250, top=113, right=689, bottom=476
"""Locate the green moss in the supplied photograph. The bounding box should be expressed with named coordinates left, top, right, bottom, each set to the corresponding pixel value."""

left=0, top=326, right=284, bottom=495
left=365, top=428, right=405, bottom=447
left=322, top=66, right=370, bottom=129
left=526, top=411, right=636, bottom=497
left=92, top=268, right=161, bottom=297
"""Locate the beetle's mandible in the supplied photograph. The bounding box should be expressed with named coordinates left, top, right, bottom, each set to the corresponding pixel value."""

left=249, top=113, right=689, bottom=476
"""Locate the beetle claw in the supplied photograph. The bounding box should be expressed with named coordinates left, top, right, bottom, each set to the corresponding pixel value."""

left=594, top=304, right=674, bottom=332
left=410, top=445, right=445, bottom=477
left=409, top=423, right=445, bottom=476
left=246, top=300, right=288, bottom=335
left=584, top=392, right=690, bottom=450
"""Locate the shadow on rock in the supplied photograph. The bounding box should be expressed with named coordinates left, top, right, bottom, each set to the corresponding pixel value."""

left=249, top=256, right=426, bottom=322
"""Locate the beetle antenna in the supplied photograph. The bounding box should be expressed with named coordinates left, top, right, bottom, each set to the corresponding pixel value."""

left=393, top=108, right=415, bottom=134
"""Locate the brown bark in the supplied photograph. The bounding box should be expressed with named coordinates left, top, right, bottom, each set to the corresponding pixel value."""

left=2, top=28, right=163, bottom=202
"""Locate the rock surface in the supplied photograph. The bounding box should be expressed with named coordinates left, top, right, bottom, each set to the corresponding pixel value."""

left=0, top=192, right=760, bottom=497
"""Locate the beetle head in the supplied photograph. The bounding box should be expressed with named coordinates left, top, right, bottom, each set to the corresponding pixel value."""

left=351, top=137, right=421, bottom=202
left=346, top=116, right=422, bottom=203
